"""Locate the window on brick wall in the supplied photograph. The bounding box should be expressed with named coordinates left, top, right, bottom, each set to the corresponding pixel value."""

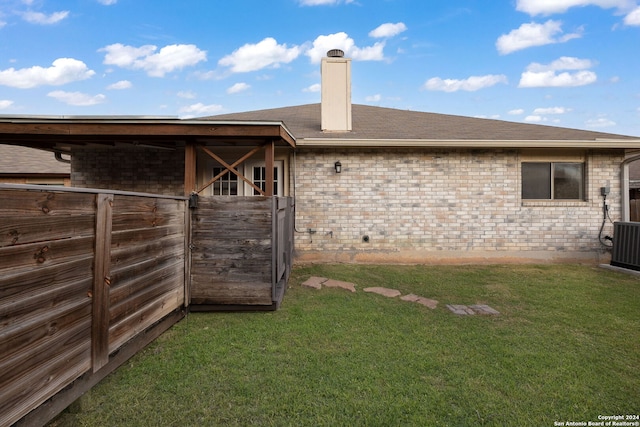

left=522, top=162, right=584, bottom=200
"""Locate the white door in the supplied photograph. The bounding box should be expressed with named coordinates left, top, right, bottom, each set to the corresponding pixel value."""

left=245, top=160, right=284, bottom=196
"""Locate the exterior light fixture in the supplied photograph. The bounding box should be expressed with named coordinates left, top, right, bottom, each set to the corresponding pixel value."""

left=334, top=161, right=342, bottom=174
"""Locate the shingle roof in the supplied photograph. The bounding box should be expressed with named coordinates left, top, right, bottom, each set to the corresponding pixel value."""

left=0, top=145, right=70, bottom=175
left=205, top=103, right=638, bottom=141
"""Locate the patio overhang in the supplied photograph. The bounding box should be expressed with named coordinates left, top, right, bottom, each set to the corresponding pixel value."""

left=0, top=115, right=296, bottom=152
left=0, top=115, right=296, bottom=196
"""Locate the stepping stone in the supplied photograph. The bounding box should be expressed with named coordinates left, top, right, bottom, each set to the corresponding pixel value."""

left=446, top=304, right=476, bottom=315
left=323, top=279, right=356, bottom=293
left=400, top=294, right=438, bottom=309
left=301, top=276, right=327, bottom=289
left=363, top=287, right=402, bottom=298
left=469, top=304, right=500, bottom=316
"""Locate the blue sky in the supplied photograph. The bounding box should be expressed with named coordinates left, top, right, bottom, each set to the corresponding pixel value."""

left=0, top=0, right=639, bottom=136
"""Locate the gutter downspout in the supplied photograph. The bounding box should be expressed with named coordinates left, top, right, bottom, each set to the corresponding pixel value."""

left=54, top=152, right=71, bottom=164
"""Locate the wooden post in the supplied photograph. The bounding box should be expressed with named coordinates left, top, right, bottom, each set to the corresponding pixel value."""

left=92, top=193, right=113, bottom=372
left=184, top=141, right=197, bottom=196
left=265, top=140, right=275, bottom=196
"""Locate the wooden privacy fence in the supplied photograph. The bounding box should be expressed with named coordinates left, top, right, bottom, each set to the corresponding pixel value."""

left=0, top=185, right=188, bottom=427
left=190, top=196, right=294, bottom=310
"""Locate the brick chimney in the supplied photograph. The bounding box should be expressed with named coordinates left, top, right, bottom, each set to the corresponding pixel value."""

left=321, top=49, right=352, bottom=132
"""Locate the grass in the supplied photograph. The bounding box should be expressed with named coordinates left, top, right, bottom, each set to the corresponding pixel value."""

left=51, top=264, right=639, bottom=426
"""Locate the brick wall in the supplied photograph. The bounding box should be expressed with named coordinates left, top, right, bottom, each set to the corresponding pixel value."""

left=71, top=147, right=185, bottom=196
left=293, top=148, right=623, bottom=264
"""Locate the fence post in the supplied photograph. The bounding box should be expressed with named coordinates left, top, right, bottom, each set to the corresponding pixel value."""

left=92, top=193, right=113, bottom=372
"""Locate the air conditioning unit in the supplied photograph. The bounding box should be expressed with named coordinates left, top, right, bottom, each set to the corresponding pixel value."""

left=611, top=222, right=640, bottom=271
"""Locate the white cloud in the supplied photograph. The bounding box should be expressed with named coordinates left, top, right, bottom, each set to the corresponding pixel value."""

left=106, top=80, right=132, bottom=90
left=22, top=10, right=69, bottom=24
left=519, top=56, right=597, bottom=87
left=496, top=20, right=582, bottom=55
left=306, top=32, right=385, bottom=63
left=516, top=0, right=636, bottom=16
left=0, top=58, right=95, bottom=88
left=423, top=74, right=508, bottom=92
left=365, top=94, right=382, bottom=102
left=227, top=82, right=250, bottom=94
left=369, top=22, right=407, bottom=38
left=527, top=56, right=595, bottom=72
left=532, top=106, right=572, bottom=114
left=47, top=90, right=106, bottom=106
left=97, top=0, right=117, bottom=4
left=298, top=0, right=353, bottom=5
left=524, top=115, right=561, bottom=123
left=624, top=6, right=640, bottom=24
left=520, top=70, right=597, bottom=87
left=179, top=103, right=224, bottom=117
left=508, top=108, right=525, bottom=115
left=303, top=83, right=321, bottom=92
left=177, top=90, right=197, bottom=99
left=100, top=43, right=207, bottom=77
left=0, top=100, right=14, bottom=109
left=586, top=116, right=617, bottom=127
left=218, top=38, right=301, bottom=73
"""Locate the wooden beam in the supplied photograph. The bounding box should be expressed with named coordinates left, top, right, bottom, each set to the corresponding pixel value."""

left=265, top=140, right=275, bottom=196
left=0, top=122, right=291, bottom=140
left=199, top=146, right=265, bottom=196
left=184, top=141, right=197, bottom=196
left=92, top=193, right=113, bottom=373
left=195, top=145, right=262, bottom=194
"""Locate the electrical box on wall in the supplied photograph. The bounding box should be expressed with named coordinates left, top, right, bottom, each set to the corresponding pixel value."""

left=600, top=187, right=610, bottom=196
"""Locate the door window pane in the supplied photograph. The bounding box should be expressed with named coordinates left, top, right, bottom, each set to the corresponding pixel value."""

left=252, top=166, right=279, bottom=195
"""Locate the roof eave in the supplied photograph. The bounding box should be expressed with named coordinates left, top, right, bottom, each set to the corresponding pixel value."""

left=0, top=117, right=296, bottom=148
left=296, top=138, right=640, bottom=149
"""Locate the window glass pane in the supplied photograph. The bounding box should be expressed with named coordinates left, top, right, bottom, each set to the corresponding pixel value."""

left=554, top=163, right=583, bottom=199
left=273, top=167, right=279, bottom=196
left=213, top=167, right=238, bottom=195
left=522, top=163, right=551, bottom=199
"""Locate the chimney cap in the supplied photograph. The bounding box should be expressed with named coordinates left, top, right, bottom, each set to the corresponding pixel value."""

left=326, top=49, right=345, bottom=58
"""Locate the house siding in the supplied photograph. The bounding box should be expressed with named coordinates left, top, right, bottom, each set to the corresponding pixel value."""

left=71, top=147, right=185, bottom=196
left=293, top=147, right=622, bottom=264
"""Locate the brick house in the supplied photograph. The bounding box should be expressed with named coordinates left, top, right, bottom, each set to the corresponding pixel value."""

left=2, top=50, right=639, bottom=264
left=205, top=50, right=640, bottom=264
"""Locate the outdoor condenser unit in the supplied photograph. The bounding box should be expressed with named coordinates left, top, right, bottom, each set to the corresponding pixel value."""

left=610, top=222, right=640, bottom=271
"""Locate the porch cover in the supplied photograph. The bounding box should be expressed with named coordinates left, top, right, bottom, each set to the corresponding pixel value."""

left=0, top=115, right=296, bottom=196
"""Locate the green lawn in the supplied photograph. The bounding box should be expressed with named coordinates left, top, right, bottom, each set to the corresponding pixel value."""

left=52, top=264, right=639, bottom=426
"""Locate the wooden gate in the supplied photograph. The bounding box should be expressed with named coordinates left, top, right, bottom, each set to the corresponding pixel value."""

left=189, top=196, right=294, bottom=310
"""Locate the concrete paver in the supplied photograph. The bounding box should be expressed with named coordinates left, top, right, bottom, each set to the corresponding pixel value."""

left=446, top=304, right=477, bottom=315
left=363, top=287, right=401, bottom=297
left=322, top=279, right=357, bottom=293
left=301, top=276, right=327, bottom=289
